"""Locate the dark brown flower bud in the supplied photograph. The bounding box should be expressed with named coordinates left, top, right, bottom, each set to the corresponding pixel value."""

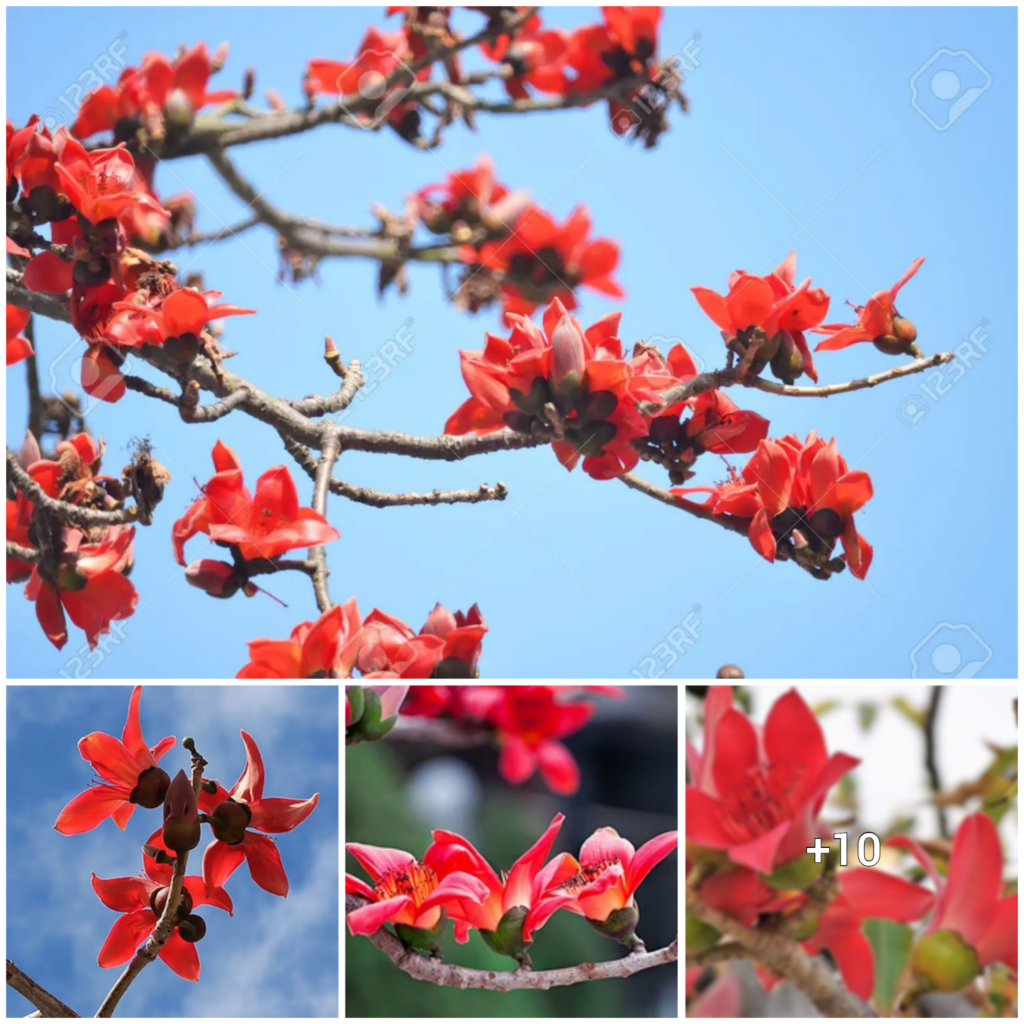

left=210, top=798, right=251, bottom=845
left=130, top=765, right=171, bottom=809
left=176, top=913, right=207, bottom=944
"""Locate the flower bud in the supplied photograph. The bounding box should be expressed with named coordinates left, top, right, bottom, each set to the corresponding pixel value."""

left=716, top=664, right=745, bottom=679
left=177, top=913, right=207, bottom=944
left=130, top=765, right=171, bottom=808
left=582, top=389, right=618, bottom=421
left=394, top=908, right=448, bottom=958
left=808, top=508, right=844, bottom=542
left=770, top=331, right=804, bottom=385
left=420, top=603, right=457, bottom=639
left=186, top=559, right=244, bottom=598
left=164, top=332, right=201, bottom=364
left=762, top=852, right=824, bottom=891
left=586, top=903, right=642, bottom=950
left=150, top=884, right=193, bottom=920
left=209, top=798, right=251, bottom=845
left=162, top=769, right=200, bottom=853
left=510, top=377, right=551, bottom=416
left=347, top=687, right=401, bottom=743
left=479, top=905, right=532, bottom=966
left=911, top=929, right=980, bottom=992
left=345, top=685, right=365, bottom=727
left=550, top=314, right=586, bottom=387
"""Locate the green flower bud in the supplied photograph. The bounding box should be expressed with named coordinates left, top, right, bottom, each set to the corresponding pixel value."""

left=346, top=685, right=365, bottom=727
left=510, top=378, right=551, bottom=416
left=393, top=908, right=447, bottom=958
left=762, top=853, right=824, bottom=891
left=479, top=905, right=532, bottom=966
left=586, top=903, right=642, bottom=950
left=912, top=929, right=980, bottom=992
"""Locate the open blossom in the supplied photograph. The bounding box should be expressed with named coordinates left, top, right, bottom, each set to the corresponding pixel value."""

left=445, top=298, right=670, bottom=481
left=559, top=826, right=678, bottom=926
left=55, top=686, right=175, bottom=834
left=237, top=600, right=487, bottom=679
left=198, top=730, right=318, bottom=897
left=686, top=686, right=859, bottom=874
left=345, top=841, right=490, bottom=942
left=173, top=441, right=339, bottom=564
left=54, top=134, right=156, bottom=226
left=415, top=155, right=528, bottom=236
left=110, top=286, right=254, bottom=348
left=424, top=812, right=579, bottom=960
left=889, top=812, right=1017, bottom=985
left=479, top=12, right=569, bottom=100
left=465, top=205, right=622, bottom=317
left=72, top=42, right=238, bottom=139
left=92, top=828, right=233, bottom=982
left=673, top=430, right=874, bottom=579
left=814, top=258, right=925, bottom=354
left=452, top=685, right=624, bottom=795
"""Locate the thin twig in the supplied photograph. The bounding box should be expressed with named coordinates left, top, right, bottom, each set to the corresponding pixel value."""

left=923, top=687, right=949, bottom=838
left=345, top=894, right=676, bottom=991
left=310, top=432, right=341, bottom=612
left=6, top=960, right=80, bottom=1018
left=6, top=540, right=39, bottom=562
left=7, top=450, right=137, bottom=529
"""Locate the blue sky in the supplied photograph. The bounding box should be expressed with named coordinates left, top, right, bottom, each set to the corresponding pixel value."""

left=5, top=685, right=338, bottom=1017
left=6, top=6, right=1017, bottom=678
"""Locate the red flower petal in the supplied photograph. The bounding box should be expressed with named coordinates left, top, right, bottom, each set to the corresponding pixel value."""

left=534, top=739, right=580, bottom=795
left=54, top=786, right=130, bottom=835
left=158, top=930, right=201, bottom=982
left=202, top=838, right=246, bottom=890
left=241, top=831, right=289, bottom=896
left=97, top=909, right=156, bottom=968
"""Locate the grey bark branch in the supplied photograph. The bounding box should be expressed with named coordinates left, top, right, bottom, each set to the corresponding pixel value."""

left=6, top=961, right=80, bottom=1018
left=345, top=894, right=677, bottom=991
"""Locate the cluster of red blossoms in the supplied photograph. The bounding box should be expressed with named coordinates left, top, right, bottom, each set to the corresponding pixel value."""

left=7, top=432, right=137, bottom=650
left=240, top=599, right=487, bottom=679
left=55, top=687, right=317, bottom=981
left=417, top=155, right=623, bottom=319
left=397, top=684, right=625, bottom=794
left=8, top=114, right=254, bottom=402
left=686, top=687, right=1017, bottom=1004
left=306, top=7, right=681, bottom=147
left=348, top=811, right=677, bottom=964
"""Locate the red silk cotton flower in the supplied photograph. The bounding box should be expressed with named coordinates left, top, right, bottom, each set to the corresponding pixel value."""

left=890, top=812, right=1017, bottom=981
left=55, top=686, right=175, bottom=835
left=173, top=440, right=339, bottom=564
left=814, top=258, right=925, bottom=355
left=92, top=828, right=233, bottom=982
left=465, top=205, right=622, bottom=317
left=199, top=730, right=318, bottom=897
left=686, top=686, right=859, bottom=874
left=424, top=812, right=579, bottom=954
left=445, top=297, right=670, bottom=480
left=673, top=430, right=874, bottom=579
left=691, top=252, right=829, bottom=383
left=560, top=826, right=678, bottom=926
left=455, top=685, right=624, bottom=795
left=345, top=841, right=491, bottom=939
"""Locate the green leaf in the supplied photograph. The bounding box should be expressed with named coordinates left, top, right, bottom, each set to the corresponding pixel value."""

left=856, top=702, right=878, bottom=732
left=811, top=700, right=839, bottom=718
left=891, top=697, right=925, bottom=729
left=863, top=918, right=913, bottom=1013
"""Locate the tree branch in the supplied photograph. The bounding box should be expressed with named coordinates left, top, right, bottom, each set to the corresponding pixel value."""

left=685, top=887, right=876, bottom=1018
left=923, top=687, right=949, bottom=838
left=7, top=450, right=138, bottom=529
left=94, top=743, right=208, bottom=1018
left=6, top=961, right=80, bottom=1018
left=310, top=432, right=340, bottom=612
left=345, top=895, right=676, bottom=991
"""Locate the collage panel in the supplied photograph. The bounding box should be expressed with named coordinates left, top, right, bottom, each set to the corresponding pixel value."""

left=5, top=684, right=339, bottom=1018
left=345, top=683, right=680, bottom=1017
left=684, top=683, right=1018, bottom=1018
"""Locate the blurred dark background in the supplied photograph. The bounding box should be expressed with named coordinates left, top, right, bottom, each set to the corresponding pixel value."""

left=345, top=685, right=678, bottom=1017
